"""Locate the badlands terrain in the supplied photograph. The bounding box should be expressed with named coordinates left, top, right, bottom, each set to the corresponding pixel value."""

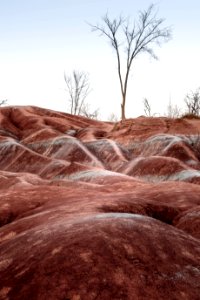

left=0, top=106, right=200, bottom=300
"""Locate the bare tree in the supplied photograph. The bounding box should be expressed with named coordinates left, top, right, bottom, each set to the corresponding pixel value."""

left=64, top=70, right=99, bottom=119
left=107, top=112, right=119, bottom=122
left=143, top=98, right=151, bottom=116
left=81, top=103, right=99, bottom=120
left=166, top=100, right=181, bottom=118
left=64, top=70, right=90, bottom=115
left=184, top=87, right=200, bottom=116
left=90, top=4, right=172, bottom=120
left=0, top=99, right=7, bottom=106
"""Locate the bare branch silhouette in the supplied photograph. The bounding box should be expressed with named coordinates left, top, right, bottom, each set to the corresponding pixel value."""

left=90, top=4, right=172, bottom=119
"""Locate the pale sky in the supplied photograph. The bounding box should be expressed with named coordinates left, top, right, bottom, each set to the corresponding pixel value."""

left=0, top=0, right=200, bottom=120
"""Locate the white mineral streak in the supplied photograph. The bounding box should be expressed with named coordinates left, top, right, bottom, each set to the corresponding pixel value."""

left=67, top=169, right=130, bottom=181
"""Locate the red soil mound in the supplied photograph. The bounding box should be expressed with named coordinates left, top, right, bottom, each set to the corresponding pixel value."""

left=1, top=106, right=200, bottom=299
left=174, top=206, right=200, bottom=240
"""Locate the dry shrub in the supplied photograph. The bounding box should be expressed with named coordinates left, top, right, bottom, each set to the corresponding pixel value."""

left=180, top=113, right=200, bottom=120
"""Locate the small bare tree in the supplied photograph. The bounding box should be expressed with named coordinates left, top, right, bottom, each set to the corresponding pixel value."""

left=64, top=70, right=90, bottom=115
left=90, top=4, right=172, bottom=120
left=64, top=70, right=99, bottom=119
left=0, top=99, right=7, bottom=106
left=107, top=112, right=119, bottom=122
left=143, top=98, right=151, bottom=116
left=81, top=103, right=99, bottom=120
left=184, top=88, right=200, bottom=116
left=166, top=100, right=181, bottom=118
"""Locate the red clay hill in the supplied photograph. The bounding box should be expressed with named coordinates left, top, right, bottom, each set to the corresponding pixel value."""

left=0, top=106, right=200, bottom=300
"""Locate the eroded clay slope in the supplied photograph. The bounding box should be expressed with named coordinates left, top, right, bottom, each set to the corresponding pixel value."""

left=0, top=106, right=200, bottom=300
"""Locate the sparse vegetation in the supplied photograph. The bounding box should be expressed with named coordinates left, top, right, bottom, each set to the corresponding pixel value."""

left=184, top=87, right=200, bottom=116
left=64, top=70, right=99, bottom=119
left=64, top=70, right=90, bottom=115
left=107, top=112, right=119, bottom=122
left=143, top=98, right=152, bottom=117
left=80, top=103, right=99, bottom=120
left=166, top=100, right=181, bottom=118
left=180, top=113, right=200, bottom=120
left=0, top=99, right=7, bottom=106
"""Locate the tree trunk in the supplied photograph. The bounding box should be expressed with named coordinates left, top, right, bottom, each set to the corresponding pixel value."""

left=121, top=93, right=126, bottom=120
